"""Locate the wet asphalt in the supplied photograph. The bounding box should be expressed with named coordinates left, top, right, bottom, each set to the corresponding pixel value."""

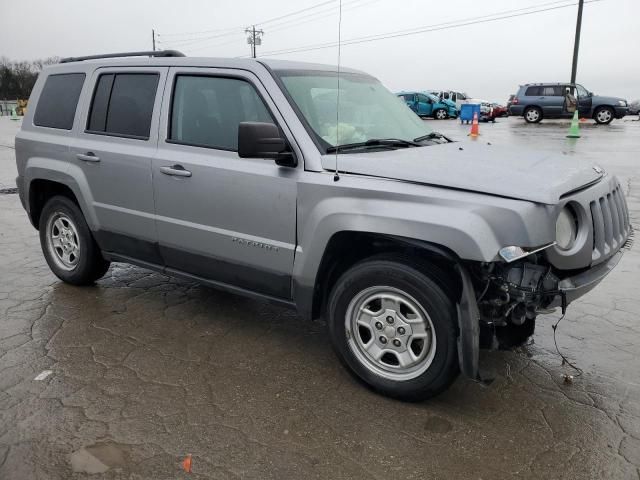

left=0, top=115, right=639, bottom=479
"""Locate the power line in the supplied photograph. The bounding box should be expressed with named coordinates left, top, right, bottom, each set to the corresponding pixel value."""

left=252, top=0, right=603, bottom=58
left=156, top=0, right=339, bottom=41
left=255, top=0, right=337, bottom=26
left=266, top=0, right=379, bottom=34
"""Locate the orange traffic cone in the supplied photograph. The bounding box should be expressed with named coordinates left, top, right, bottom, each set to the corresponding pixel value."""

left=469, top=111, right=479, bottom=138
left=182, top=454, right=192, bottom=473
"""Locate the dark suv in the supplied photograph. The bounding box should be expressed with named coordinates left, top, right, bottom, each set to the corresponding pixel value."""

left=509, top=83, right=628, bottom=124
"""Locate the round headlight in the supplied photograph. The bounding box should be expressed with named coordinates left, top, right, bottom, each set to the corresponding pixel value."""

left=556, top=206, right=578, bottom=250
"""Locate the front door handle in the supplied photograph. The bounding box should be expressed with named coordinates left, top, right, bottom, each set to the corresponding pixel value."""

left=76, top=152, right=100, bottom=162
left=160, top=164, right=192, bottom=177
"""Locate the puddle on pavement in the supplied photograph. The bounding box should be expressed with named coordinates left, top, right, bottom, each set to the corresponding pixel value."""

left=424, top=416, right=453, bottom=434
left=70, top=443, right=128, bottom=474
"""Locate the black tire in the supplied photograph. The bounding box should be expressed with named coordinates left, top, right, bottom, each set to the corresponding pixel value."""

left=594, top=106, right=614, bottom=124
left=433, top=108, right=448, bottom=120
left=327, top=255, right=459, bottom=401
left=39, top=195, right=110, bottom=285
left=524, top=106, right=542, bottom=123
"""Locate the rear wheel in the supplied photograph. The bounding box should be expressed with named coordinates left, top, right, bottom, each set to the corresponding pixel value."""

left=524, top=107, right=542, bottom=123
left=594, top=106, right=614, bottom=124
left=327, top=256, right=459, bottom=401
left=434, top=108, right=448, bottom=120
left=39, top=196, right=110, bottom=285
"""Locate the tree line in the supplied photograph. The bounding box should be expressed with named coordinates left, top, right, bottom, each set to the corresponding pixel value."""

left=0, top=57, right=59, bottom=99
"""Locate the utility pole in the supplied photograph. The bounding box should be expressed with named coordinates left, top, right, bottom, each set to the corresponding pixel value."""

left=570, top=0, right=584, bottom=84
left=152, top=29, right=156, bottom=52
left=245, top=26, right=263, bottom=58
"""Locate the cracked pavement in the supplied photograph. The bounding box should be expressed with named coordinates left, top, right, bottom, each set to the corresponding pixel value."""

left=1, top=116, right=639, bottom=479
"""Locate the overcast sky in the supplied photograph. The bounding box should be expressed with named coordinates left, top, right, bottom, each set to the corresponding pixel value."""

left=1, top=0, right=638, bottom=102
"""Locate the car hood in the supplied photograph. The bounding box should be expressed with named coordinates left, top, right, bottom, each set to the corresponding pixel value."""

left=593, top=94, right=626, bottom=104
left=321, top=142, right=603, bottom=204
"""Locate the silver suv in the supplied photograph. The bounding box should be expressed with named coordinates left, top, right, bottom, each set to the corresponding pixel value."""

left=15, top=51, right=631, bottom=400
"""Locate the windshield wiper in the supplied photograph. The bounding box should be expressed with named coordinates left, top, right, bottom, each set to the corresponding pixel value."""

left=326, top=138, right=421, bottom=153
left=413, top=132, right=450, bottom=142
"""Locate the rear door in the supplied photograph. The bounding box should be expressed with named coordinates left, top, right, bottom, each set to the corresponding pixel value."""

left=416, top=93, right=432, bottom=116
left=539, top=85, right=564, bottom=116
left=152, top=67, right=298, bottom=300
left=70, top=67, right=168, bottom=264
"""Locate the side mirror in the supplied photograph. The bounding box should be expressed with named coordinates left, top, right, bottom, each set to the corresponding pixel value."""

left=238, top=122, right=297, bottom=167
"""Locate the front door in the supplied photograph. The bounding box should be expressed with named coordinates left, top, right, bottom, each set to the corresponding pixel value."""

left=575, top=84, right=593, bottom=117
left=71, top=67, right=168, bottom=264
left=152, top=68, right=298, bottom=300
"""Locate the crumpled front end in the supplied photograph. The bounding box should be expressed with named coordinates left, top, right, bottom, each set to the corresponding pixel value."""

left=471, top=175, right=632, bottom=349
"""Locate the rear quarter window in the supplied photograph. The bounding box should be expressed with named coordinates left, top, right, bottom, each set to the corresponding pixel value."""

left=33, top=73, right=86, bottom=130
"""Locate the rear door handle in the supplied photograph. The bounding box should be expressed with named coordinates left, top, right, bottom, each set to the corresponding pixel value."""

left=76, top=152, right=100, bottom=162
left=160, top=165, right=192, bottom=177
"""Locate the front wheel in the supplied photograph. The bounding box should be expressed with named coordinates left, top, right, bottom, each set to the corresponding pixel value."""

left=434, top=108, right=448, bottom=120
left=594, top=106, right=614, bottom=124
left=327, top=256, right=459, bottom=401
left=39, top=196, right=110, bottom=285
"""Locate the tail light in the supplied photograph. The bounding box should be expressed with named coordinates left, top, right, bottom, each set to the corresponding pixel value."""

left=512, top=97, right=519, bottom=104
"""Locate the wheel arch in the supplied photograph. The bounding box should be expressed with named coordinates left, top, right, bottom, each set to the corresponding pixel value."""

left=28, top=178, right=81, bottom=230
left=300, top=231, right=463, bottom=322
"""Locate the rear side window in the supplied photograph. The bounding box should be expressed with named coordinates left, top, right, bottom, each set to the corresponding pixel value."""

left=87, top=73, right=159, bottom=139
left=168, top=75, right=273, bottom=151
left=525, top=86, right=541, bottom=96
left=34, top=73, right=86, bottom=130
left=542, top=86, right=562, bottom=96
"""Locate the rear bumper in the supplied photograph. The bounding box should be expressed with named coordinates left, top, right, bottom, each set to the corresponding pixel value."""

left=509, top=105, right=524, bottom=116
left=549, top=247, right=625, bottom=307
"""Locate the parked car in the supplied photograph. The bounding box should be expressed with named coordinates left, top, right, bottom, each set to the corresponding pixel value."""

left=509, top=83, right=629, bottom=124
left=15, top=51, right=630, bottom=401
left=397, top=91, right=457, bottom=119
left=429, top=90, right=487, bottom=111
left=490, top=103, right=508, bottom=117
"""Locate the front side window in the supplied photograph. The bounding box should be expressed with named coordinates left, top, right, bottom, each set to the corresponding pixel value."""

left=169, top=75, right=273, bottom=151
left=34, top=73, right=86, bottom=130
left=277, top=70, right=433, bottom=150
left=87, top=73, right=159, bottom=139
left=576, top=84, right=588, bottom=97
left=417, top=94, right=430, bottom=103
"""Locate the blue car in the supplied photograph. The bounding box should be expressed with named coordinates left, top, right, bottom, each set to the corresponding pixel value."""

left=396, top=91, right=458, bottom=119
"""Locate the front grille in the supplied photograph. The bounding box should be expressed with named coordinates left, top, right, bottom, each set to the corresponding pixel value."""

left=590, top=182, right=630, bottom=262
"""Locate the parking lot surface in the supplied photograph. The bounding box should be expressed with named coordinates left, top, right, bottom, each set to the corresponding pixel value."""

left=1, top=115, right=639, bottom=479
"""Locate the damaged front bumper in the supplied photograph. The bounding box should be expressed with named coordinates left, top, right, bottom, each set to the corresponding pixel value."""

left=549, top=247, right=624, bottom=307
left=457, top=245, right=626, bottom=381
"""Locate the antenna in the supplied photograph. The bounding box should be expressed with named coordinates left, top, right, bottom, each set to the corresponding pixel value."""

left=333, top=0, right=343, bottom=182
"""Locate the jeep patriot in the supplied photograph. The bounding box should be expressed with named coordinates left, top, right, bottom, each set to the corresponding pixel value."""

left=15, top=51, right=631, bottom=400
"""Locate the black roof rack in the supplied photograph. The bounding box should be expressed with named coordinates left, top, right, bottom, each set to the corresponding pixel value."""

left=60, top=50, right=185, bottom=64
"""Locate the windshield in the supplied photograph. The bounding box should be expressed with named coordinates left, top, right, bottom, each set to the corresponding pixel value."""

left=276, top=70, right=432, bottom=151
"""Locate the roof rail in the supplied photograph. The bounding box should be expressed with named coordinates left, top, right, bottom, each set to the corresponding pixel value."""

left=60, top=50, right=185, bottom=64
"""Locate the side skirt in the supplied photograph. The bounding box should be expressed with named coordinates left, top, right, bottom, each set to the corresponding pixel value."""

left=102, top=251, right=297, bottom=310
